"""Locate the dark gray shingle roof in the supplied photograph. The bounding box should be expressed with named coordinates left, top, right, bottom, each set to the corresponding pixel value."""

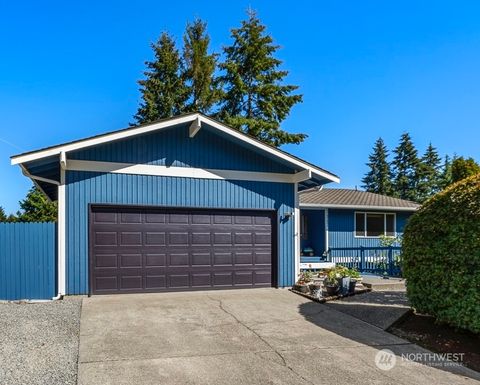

left=299, top=188, right=419, bottom=211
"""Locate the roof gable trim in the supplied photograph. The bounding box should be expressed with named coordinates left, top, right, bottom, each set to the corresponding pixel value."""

left=11, top=114, right=339, bottom=184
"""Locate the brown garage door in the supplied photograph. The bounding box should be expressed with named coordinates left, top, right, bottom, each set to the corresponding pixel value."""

left=89, top=206, right=275, bottom=294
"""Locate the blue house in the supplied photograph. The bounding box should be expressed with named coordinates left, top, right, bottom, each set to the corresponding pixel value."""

left=11, top=113, right=340, bottom=297
left=299, top=188, right=419, bottom=271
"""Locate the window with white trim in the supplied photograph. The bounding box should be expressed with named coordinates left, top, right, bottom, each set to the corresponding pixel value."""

left=355, top=212, right=395, bottom=237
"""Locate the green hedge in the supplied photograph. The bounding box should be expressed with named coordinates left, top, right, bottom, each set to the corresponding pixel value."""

left=402, top=173, right=480, bottom=333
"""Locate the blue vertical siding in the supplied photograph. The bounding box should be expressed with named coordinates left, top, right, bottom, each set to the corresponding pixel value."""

left=66, top=171, right=295, bottom=294
left=328, top=209, right=413, bottom=249
left=0, top=222, right=56, bottom=300
left=69, top=124, right=296, bottom=174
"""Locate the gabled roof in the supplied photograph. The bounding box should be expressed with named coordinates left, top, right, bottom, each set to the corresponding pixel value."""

left=300, top=188, right=419, bottom=211
left=12, top=113, right=340, bottom=200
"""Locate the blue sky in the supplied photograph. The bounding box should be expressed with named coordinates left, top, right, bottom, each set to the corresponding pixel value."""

left=1, top=1, right=479, bottom=214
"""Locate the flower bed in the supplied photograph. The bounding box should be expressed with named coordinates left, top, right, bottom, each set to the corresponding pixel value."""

left=291, top=266, right=371, bottom=303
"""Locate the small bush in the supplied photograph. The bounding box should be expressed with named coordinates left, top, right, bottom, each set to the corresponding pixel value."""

left=402, top=173, right=480, bottom=333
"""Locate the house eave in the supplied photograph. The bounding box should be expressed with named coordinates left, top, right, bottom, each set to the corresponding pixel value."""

left=11, top=113, right=340, bottom=186
left=299, top=203, right=419, bottom=212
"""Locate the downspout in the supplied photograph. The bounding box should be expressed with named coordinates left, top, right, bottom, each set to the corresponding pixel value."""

left=55, top=151, right=67, bottom=299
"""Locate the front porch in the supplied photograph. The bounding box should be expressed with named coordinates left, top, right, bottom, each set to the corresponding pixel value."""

left=299, top=208, right=402, bottom=276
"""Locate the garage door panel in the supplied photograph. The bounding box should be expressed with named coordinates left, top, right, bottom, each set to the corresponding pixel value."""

left=191, top=253, right=211, bottom=266
left=213, top=272, right=233, bottom=286
left=145, top=275, right=166, bottom=289
left=90, top=207, right=274, bottom=294
left=120, top=232, right=142, bottom=246
left=234, top=271, right=254, bottom=285
left=145, top=254, right=166, bottom=267
left=120, top=275, right=143, bottom=290
left=95, top=276, right=118, bottom=292
left=120, top=254, right=142, bottom=268
left=94, top=212, right=117, bottom=224
left=95, top=232, right=117, bottom=246
left=169, top=275, right=189, bottom=288
left=121, top=212, right=142, bottom=224
left=95, top=254, right=118, bottom=268
left=145, top=232, right=166, bottom=246
left=191, top=273, right=212, bottom=287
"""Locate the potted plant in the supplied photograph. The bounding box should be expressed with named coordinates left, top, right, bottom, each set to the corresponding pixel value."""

left=347, top=268, right=361, bottom=294
left=323, top=270, right=339, bottom=296
left=335, top=266, right=351, bottom=295
left=294, top=271, right=313, bottom=293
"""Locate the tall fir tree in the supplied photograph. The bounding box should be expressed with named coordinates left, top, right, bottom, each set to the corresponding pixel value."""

left=361, top=138, right=393, bottom=195
left=182, top=18, right=219, bottom=114
left=16, top=186, right=57, bottom=222
left=392, top=133, right=420, bottom=202
left=416, top=143, right=442, bottom=202
left=134, top=32, right=188, bottom=124
left=0, top=206, right=7, bottom=222
left=451, top=156, right=480, bottom=183
left=218, top=11, right=305, bottom=147
left=439, top=155, right=453, bottom=189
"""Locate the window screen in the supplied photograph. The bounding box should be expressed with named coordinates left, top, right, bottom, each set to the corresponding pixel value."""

left=386, top=214, right=395, bottom=236
left=366, top=213, right=384, bottom=236
left=355, top=212, right=365, bottom=236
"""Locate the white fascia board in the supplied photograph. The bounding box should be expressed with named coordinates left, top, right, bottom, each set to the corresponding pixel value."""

left=66, top=159, right=300, bottom=184
left=11, top=113, right=340, bottom=184
left=11, top=114, right=198, bottom=165
left=299, top=203, right=418, bottom=212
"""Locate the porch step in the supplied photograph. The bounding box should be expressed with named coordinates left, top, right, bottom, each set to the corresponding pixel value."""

left=361, top=276, right=406, bottom=291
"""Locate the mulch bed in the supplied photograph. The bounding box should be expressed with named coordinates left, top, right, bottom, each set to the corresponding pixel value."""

left=290, top=285, right=371, bottom=303
left=388, top=312, right=480, bottom=373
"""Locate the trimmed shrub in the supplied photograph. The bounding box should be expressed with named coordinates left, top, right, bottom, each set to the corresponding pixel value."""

left=402, top=173, right=480, bottom=333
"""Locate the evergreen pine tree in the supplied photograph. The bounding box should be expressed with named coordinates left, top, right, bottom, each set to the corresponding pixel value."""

left=218, top=11, right=305, bottom=147
left=439, top=155, right=453, bottom=189
left=361, top=138, right=393, bottom=195
left=0, top=206, right=7, bottom=222
left=16, top=186, right=57, bottom=222
left=392, top=133, right=420, bottom=201
left=134, top=32, right=188, bottom=124
left=416, top=143, right=442, bottom=202
left=182, top=18, right=219, bottom=114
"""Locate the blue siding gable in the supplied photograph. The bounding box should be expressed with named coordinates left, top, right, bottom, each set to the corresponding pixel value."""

left=69, top=124, right=296, bottom=174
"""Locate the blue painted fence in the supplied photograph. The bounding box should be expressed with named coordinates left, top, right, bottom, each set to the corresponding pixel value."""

left=327, top=246, right=402, bottom=277
left=0, top=222, right=56, bottom=300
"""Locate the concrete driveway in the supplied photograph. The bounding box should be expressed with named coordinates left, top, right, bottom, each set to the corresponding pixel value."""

left=78, top=289, right=479, bottom=385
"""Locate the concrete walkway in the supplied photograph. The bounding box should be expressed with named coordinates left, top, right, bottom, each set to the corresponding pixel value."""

left=78, top=289, right=479, bottom=385
left=324, top=290, right=411, bottom=330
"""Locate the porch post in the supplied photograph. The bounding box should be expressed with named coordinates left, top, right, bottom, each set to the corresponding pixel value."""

left=324, top=208, right=329, bottom=253
left=294, top=182, right=300, bottom=282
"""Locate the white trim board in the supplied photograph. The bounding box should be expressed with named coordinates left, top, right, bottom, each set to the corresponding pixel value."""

left=66, top=159, right=308, bottom=184
left=300, top=203, right=418, bottom=212
left=11, top=113, right=339, bottom=184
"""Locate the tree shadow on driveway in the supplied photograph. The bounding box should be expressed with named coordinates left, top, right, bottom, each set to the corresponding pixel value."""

left=297, top=296, right=480, bottom=382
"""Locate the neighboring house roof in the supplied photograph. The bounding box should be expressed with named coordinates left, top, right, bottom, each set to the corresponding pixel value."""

left=299, top=188, right=420, bottom=211
left=11, top=113, right=340, bottom=200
